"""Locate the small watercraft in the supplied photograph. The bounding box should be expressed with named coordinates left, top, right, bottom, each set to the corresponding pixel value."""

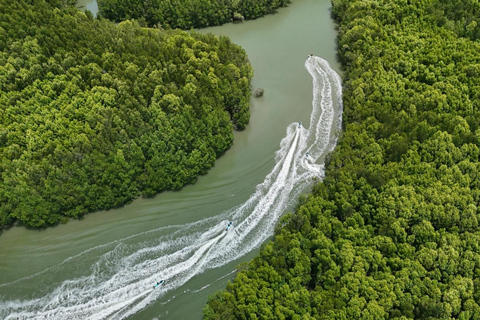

left=153, top=280, right=165, bottom=289
left=225, top=221, right=233, bottom=231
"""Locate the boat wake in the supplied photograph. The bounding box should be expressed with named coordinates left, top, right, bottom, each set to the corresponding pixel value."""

left=0, top=56, right=342, bottom=320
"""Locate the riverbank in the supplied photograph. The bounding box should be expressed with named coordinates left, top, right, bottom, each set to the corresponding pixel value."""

left=0, top=1, right=254, bottom=229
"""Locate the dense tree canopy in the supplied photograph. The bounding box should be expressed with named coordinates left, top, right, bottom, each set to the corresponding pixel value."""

left=0, top=0, right=253, bottom=228
left=203, top=0, right=480, bottom=318
left=96, top=0, right=291, bottom=29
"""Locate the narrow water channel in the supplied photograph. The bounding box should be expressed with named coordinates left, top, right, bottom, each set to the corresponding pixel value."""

left=0, top=0, right=341, bottom=319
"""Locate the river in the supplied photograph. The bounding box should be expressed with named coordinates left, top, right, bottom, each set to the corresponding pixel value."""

left=0, top=0, right=341, bottom=319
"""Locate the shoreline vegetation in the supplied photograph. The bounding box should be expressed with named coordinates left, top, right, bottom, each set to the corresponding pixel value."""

left=96, top=0, right=292, bottom=29
left=203, top=0, right=480, bottom=318
left=0, top=0, right=253, bottom=229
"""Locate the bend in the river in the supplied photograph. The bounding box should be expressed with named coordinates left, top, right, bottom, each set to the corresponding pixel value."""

left=0, top=0, right=341, bottom=319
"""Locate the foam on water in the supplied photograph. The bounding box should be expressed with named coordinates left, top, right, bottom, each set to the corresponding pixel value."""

left=0, top=56, right=342, bottom=320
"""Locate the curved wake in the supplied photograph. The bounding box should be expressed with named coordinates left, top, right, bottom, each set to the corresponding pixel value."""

left=0, top=56, right=342, bottom=320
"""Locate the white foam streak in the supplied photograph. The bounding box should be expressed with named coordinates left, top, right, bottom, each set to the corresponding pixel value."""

left=0, top=56, right=342, bottom=320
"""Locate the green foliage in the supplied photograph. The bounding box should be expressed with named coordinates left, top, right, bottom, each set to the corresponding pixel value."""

left=96, top=0, right=292, bottom=29
left=0, top=0, right=253, bottom=228
left=428, top=0, right=480, bottom=41
left=204, top=0, right=480, bottom=318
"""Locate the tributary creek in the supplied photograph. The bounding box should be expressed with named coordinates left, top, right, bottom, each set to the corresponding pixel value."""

left=0, top=0, right=341, bottom=319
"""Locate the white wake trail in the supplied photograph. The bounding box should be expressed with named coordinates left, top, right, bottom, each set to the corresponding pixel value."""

left=0, top=56, right=342, bottom=320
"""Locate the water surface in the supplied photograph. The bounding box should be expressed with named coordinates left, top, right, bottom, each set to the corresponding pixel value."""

left=76, top=0, right=98, bottom=16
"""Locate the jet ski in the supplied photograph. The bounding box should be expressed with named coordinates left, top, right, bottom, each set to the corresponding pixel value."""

left=298, top=121, right=302, bottom=128
left=225, top=221, right=233, bottom=231
left=153, top=280, right=165, bottom=289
